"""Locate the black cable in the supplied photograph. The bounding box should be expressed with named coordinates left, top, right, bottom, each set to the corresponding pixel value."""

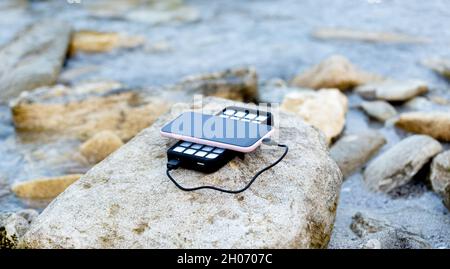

left=166, top=142, right=288, bottom=194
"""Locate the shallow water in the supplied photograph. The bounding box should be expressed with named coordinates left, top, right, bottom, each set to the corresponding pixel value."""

left=0, top=0, right=449, bottom=247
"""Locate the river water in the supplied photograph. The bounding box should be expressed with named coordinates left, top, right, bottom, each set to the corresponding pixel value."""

left=0, top=0, right=449, bottom=248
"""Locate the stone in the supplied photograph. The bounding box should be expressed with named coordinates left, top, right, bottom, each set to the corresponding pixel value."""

left=330, top=131, right=386, bottom=178
left=0, top=20, right=72, bottom=101
left=363, top=135, right=442, bottom=193
left=69, top=31, right=146, bottom=55
left=80, top=131, right=124, bottom=164
left=312, top=28, right=428, bottom=44
left=12, top=174, right=83, bottom=200
left=404, top=97, right=435, bottom=111
left=350, top=212, right=431, bottom=249
left=11, top=82, right=170, bottom=141
left=360, top=101, right=397, bottom=122
left=58, top=65, right=100, bottom=84
left=430, top=151, right=450, bottom=197
left=444, top=185, right=450, bottom=211
left=395, top=112, right=450, bottom=142
left=356, top=79, right=428, bottom=101
left=177, top=67, right=258, bottom=102
left=87, top=0, right=200, bottom=25
left=421, top=58, right=450, bottom=80
left=290, top=55, right=381, bottom=91
left=0, top=0, right=27, bottom=9
left=1, top=209, right=38, bottom=249
left=21, top=97, right=342, bottom=249
left=281, top=89, right=348, bottom=143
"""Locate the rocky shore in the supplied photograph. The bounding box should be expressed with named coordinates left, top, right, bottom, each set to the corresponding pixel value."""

left=1, top=0, right=450, bottom=249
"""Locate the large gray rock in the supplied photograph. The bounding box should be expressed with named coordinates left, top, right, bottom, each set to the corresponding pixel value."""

left=1, top=209, right=38, bottom=249
left=363, top=135, right=442, bottom=193
left=330, top=131, right=386, bottom=178
left=395, top=112, right=450, bottom=142
left=290, top=55, right=380, bottom=91
left=21, top=97, right=342, bottom=249
left=356, top=79, right=428, bottom=101
left=0, top=20, right=72, bottom=102
left=350, top=212, right=431, bottom=249
left=360, top=101, right=397, bottom=122
left=430, top=150, right=450, bottom=210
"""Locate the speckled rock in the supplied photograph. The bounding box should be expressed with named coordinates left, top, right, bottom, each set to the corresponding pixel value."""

left=290, top=55, right=380, bottom=91
left=281, top=89, right=348, bottom=144
left=360, top=101, right=397, bottom=122
left=69, top=31, right=146, bottom=56
left=363, top=135, right=442, bottom=193
left=1, top=209, right=38, bottom=249
left=350, top=212, right=431, bottom=249
left=356, top=79, right=428, bottom=101
left=330, top=131, right=386, bottom=178
left=0, top=20, right=72, bottom=101
left=21, top=97, right=342, bottom=249
left=80, top=131, right=124, bottom=164
left=11, top=82, right=170, bottom=141
left=430, top=150, right=450, bottom=210
left=395, top=112, right=450, bottom=142
left=12, top=174, right=83, bottom=200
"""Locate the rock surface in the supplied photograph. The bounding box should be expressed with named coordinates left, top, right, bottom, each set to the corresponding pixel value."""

left=363, top=135, right=442, bottom=193
left=312, top=28, right=429, bottom=44
left=421, top=58, right=450, bottom=80
left=21, top=97, right=342, bottom=249
left=404, top=97, right=435, bottom=111
left=0, top=20, right=72, bottom=101
left=356, top=79, right=428, bottom=101
left=290, top=55, right=380, bottom=91
left=69, top=31, right=146, bottom=55
left=85, top=0, right=200, bottom=25
left=360, top=101, right=397, bottom=122
left=430, top=150, right=450, bottom=210
left=350, top=212, right=431, bottom=249
left=1, top=209, right=38, bottom=249
left=12, top=174, right=83, bottom=200
left=11, top=82, right=170, bottom=141
left=177, top=67, right=258, bottom=102
left=330, top=131, right=386, bottom=178
left=395, top=112, right=450, bottom=142
left=281, top=89, right=348, bottom=143
left=80, top=131, right=124, bottom=164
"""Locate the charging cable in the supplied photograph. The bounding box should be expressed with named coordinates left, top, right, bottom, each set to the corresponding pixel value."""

left=165, top=138, right=289, bottom=194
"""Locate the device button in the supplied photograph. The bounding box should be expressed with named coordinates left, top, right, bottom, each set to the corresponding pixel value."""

left=195, top=151, right=207, bottom=157
left=173, top=146, right=185, bottom=153
left=213, top=148, right=225, bottom=154
left=202, top=146, right=214, bottom=152
left=255, top=115, right=268, bottom=121
left=224, top=109, right=236, bottom=116
left=206, top=153, right=219, bottom=159
left=245, top=113, right=257, bottom=120
left=234, top=111, right=247, bottom=118
left=191, top=144, right=203, bottom=150
left=184, top=149, right=196, bottom=155
left=180, top=142, right=192, bottom=147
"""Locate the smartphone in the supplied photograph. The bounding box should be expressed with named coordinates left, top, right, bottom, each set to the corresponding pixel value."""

left=160, top=112, right=274, bottom=153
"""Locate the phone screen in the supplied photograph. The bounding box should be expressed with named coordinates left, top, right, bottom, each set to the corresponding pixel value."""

left=161, top=112, right=273, bottom=148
